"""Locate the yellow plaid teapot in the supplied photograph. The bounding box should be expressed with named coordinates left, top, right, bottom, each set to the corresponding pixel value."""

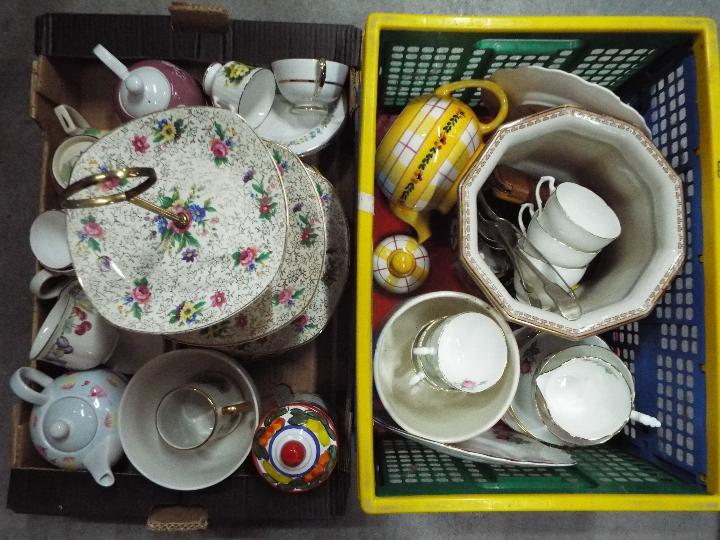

left=376, top=80, right=508, bottom=243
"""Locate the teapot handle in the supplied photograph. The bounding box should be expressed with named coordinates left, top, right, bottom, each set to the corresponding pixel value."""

left=434, top=79, right=509, bottom=135
left=10, top=367, right=52, bottom=406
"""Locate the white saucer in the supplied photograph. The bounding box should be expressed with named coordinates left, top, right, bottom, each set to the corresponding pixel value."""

left=373, top=291, right=520, bottom=443
left=491, top=66, right=651, bottom=136
left=375, top=417, right=575, bottom=467
left=119, top=349, right=260, bottom=490
left=255, top=93, right=347, bottom=156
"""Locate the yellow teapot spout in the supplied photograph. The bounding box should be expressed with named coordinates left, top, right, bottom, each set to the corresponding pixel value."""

left=390, top=203, right=432, bottom=244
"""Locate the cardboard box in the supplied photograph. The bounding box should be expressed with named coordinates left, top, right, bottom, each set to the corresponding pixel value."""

left=9, top=10, right=361, bottom=527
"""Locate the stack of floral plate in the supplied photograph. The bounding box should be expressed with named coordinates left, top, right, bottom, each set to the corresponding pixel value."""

left=65, top=106, right=348, bottom=355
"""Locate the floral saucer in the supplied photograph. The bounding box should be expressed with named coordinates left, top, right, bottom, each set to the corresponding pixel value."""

left=172, top=143, right=326, bottom=346
left=66, top=107, right=288, bottom=334
left=231, top=166, right=349, bottom=356
left=255, top=93, right=347, bottom=157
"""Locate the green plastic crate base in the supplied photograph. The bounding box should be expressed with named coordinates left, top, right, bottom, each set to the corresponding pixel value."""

left=375, top=437, right=705, bottom=496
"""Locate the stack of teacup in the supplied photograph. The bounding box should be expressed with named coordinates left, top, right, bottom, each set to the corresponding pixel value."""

left=514, top=176, right=621, bottom=308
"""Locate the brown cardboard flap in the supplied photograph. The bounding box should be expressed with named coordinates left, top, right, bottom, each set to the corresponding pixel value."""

left=169, top=2, right=229, bottom=33
left=147, top=506, right=208, bottom=532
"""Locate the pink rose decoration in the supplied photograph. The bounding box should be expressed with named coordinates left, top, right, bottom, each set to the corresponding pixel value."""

left=293, top=314, right=310, bottom=331
left=72, top=307, right=87, bottom=321
left=83, top=221, right=104, bottom=238
left=132, top=134, right=149, bottom=153
left=210, top=291, right=226, bottom=308
left=132, top=285, right=152, bottom=304
left=74, top=320, right=92, bottom=336
left=278, top=287, right=293, bottom=305
left=301, top=227, right=312, bottom=241
left=168, top=206, right=193, bottom=234
left=101, top=177, right=121, bottom=191
left=211, top=138, right=229, bottom=158
left=239, top=247, right=258, bottom=268
left=259, top=196, right=271, bottom=215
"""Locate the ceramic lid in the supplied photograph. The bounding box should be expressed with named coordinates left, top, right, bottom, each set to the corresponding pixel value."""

left=119, top=66, right=172, bottom=119
left=252, top=402, right=338, bottom=492
left=42, top=397, right=98, bottom=452
left=373, top=234, right=429, bottom=294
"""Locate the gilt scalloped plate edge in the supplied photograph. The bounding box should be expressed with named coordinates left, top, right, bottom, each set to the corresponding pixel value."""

left=66, top=106, right=288, bottom=334
left=171, top=142, right=327, bottom=345
left=230, top=166, right=349, bottom=356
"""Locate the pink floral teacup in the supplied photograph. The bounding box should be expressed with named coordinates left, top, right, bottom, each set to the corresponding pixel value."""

left=30, top=282, right=119, bottom=370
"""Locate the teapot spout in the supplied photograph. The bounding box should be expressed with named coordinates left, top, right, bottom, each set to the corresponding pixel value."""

left=82, top=437, right=120, bottom=487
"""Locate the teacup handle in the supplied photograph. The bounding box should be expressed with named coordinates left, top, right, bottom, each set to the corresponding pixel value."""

left=221, top=401, right=252, bottom=416
left=518, top=202, right=535, bottom=236
left=313, top=58, right=327, bottom=97
left=534, top=176, right=556, bottom=214
left=10, top=367, right=52, bottom=406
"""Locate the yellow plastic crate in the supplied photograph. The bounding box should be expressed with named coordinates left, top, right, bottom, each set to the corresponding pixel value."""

left=356, top=14, right=720, bottom=513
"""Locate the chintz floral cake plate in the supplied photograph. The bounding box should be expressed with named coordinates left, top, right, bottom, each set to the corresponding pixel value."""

left=65, top=107, right=288, bottom=334
left=231, top=166, right=349, bottom=356
left=172, top=143, right=326, bottom=346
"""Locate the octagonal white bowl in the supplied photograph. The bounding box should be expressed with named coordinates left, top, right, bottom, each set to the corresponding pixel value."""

left=458, top=106, right=686, bottom=339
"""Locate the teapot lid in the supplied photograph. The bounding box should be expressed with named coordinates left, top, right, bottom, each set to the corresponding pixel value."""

left=43, top=397, right=98, bottom=453
left=118, top=66, right=172, bottom=119
left=252, top=402, right=338, bottom=492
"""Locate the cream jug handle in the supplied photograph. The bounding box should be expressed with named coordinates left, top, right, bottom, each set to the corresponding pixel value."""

left=10, top=367, right=52, bottom=406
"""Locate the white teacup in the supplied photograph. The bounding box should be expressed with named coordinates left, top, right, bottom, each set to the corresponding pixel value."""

left=156, top=371, right=251, bottom=450
left=410, top=311, right=508, bottom=393
left=30, top=282, right=118, bottom=370
left=203, top=61, right=276, bottom=128
left=30, top=269, right=73, bottom=300
left=51, top=135, right=97, bottom=189
left=535, top=179, right=621, bottom=252
left=272, top=58, right=348, bottom=112
left=519, top=202, right=599, bottom=268
left=29, top=210, right=74, bottom=273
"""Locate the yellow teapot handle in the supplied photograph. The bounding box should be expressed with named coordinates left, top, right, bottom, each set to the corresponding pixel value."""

left=434, top=79, right=509, bottom=135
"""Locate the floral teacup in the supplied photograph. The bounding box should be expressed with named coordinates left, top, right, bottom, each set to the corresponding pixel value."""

left=30, top=282, right=119, bottom=370
left=203, top=61, right=276, bottom=129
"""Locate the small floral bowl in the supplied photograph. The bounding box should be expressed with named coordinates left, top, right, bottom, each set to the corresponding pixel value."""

left=30, top=282, right=119, bottom=370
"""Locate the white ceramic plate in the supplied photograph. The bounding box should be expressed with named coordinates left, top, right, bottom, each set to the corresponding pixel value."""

left=255, top=93, right=347, bottom=156
left=118, top=349, right=260, bottom=490
left=375, top=417, right=575, bottom=467
left=373, top=291, right=520, bottom=443
left=503, top=330, right=609, bottom=446
left=171, top=143, right=326, bottom=346
left=491, top=66, right=651, bottom=136
left=231, top=166, right=349, bottom=356
left=66, top=107, right=288, bottom=334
